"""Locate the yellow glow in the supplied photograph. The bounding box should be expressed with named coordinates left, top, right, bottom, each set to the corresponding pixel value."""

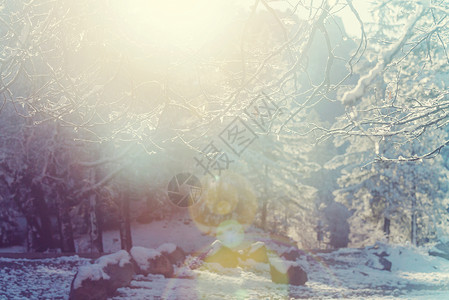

left=204, top=179, right=239, bottom=215
left=216, top=220, right=244, bottom=248
left=189, top=171, right=258, bottom=234
left=108, top=0, right=233, bottom=49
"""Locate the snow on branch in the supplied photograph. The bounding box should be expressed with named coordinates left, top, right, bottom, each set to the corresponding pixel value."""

left=376, top=139, right=449, bottom=163
left=341, top=5, right=425, bottom=106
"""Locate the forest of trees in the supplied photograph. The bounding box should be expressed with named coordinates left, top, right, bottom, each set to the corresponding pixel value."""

left=1, top=0, right=449, bottom=253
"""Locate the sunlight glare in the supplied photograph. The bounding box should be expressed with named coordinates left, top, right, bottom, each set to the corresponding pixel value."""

left=109, top=0, right=233, bottom=49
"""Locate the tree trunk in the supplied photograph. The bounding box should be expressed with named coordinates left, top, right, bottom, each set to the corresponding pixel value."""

left=26, top=217, right=41, bottom=252
left=283, top=206, right=288, bottom=233
left=316, top=220, right=324, bottom=248
left=89, top=193, right=103, bottom=253
left=119, top=197, right=132, bottom=251
left=383, top=217, right=390, bottom=240
left=15, top=192, right=40, bottom=252
left=261, top=165, right=268, bottom=230
left=411, top=211, right=417, bottom=245
left=32, top=183, right=54, bottom=252
left=410, top=155, right=417, bottom=246
left=261, top=198, right=267, bottom=230
left=411, top=187, right=417, bottom=245
left=57, top=202, right=75, bottom=252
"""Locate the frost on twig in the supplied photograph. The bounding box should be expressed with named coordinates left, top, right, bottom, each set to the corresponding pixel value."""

left=341, top=5, right=425, bottom=106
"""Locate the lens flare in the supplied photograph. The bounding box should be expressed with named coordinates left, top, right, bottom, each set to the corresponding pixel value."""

left=189, top=171, right=257, bottom=231
left=216, top=220, right=244, bottom=249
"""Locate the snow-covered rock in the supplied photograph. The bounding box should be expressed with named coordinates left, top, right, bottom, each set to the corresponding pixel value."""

left=429, top=241, right=449, bottom=260
left=378, top=256, right=392, bottom=271
left=95, top=250, right=131, bottom=270
left=157, top=243, right=186, bottom=266
left=69, top=265, right=110, bottom=300
left=269, top=257, right=308, bottom=286
left=241, top=241, right=269, bottom=263
left=72, top=264, right=110, bottom=290
left=386, top=244, right=444, bottom=273
left=130, top=247, right=160, bottom=271
left=365, top=243, right=392, bottom=271
left=281, top=248, right=305, bottom=261
left=69, top=250, right=134, bottom=300
left=157, top=243, right=177, bottom=254
left=130, top=246, right=174, bottom=277
left=204, top=240, right=239, bottom=268
left=269, top=257, right=290, bottom=276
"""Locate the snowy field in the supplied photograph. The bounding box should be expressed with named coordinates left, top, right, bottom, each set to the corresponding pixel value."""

left=0, top=256, right=90, bottom=300
left=2, top=243, right=449, bottom=300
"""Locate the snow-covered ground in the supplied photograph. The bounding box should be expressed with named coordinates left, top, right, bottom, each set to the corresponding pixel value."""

left=2, top=245, right=449, bottom=300
left=0, top=246, right=26, bottom=253
left=0, top=256, right=90, bottom=300
left=2, top=219, right=449, bottom=299
left=75, top=215, right=215, bottom=254
left=110, top=243, right=449, bottom=300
